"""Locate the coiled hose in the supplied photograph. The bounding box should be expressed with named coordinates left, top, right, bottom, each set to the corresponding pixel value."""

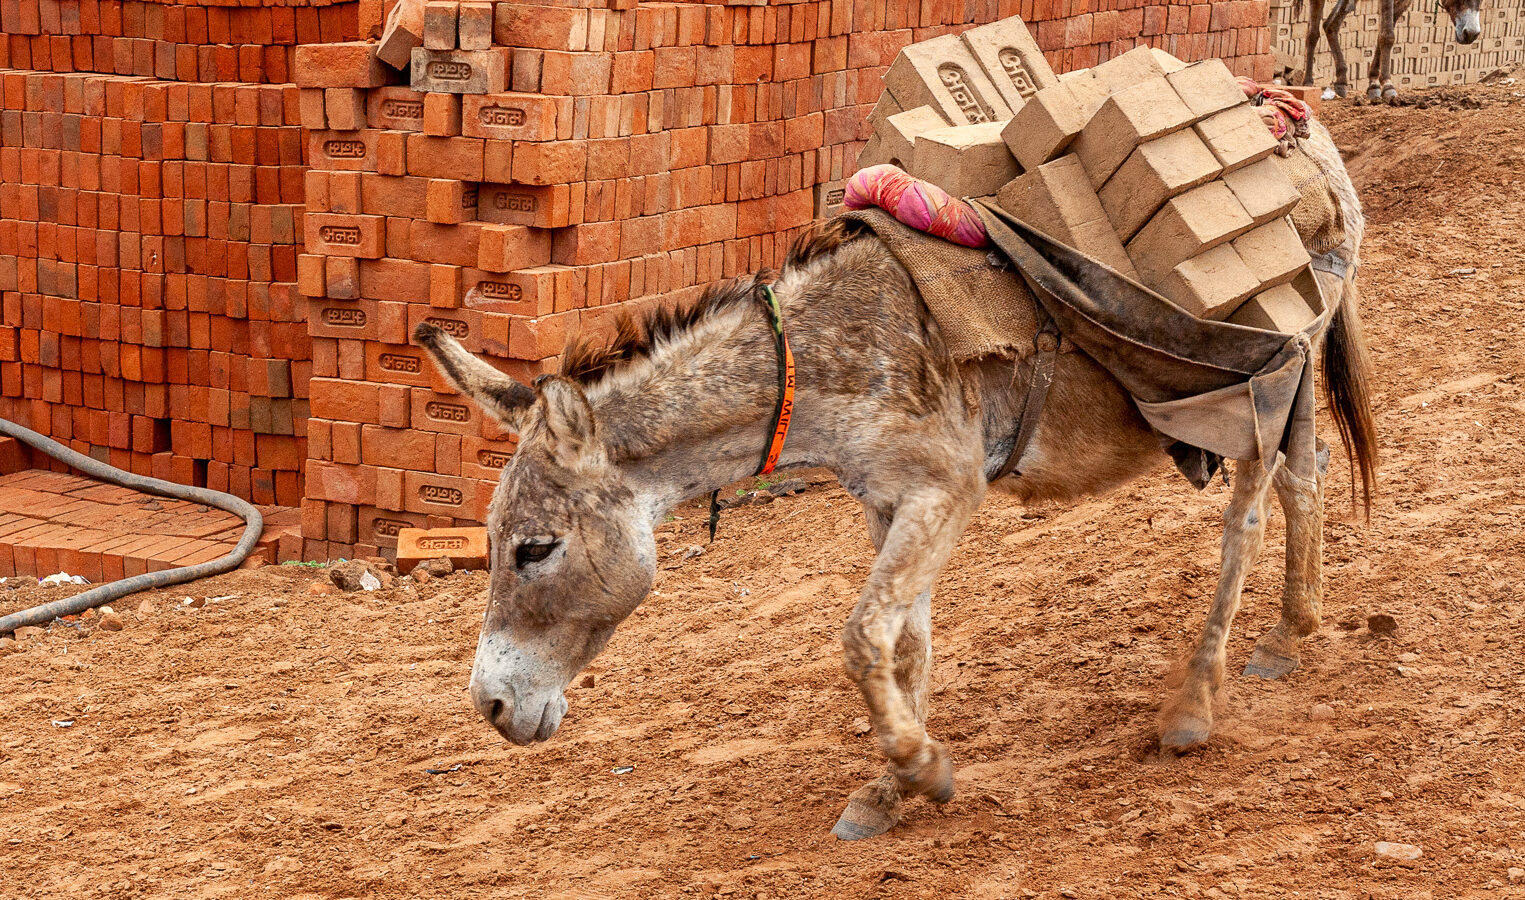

left=0, top=417, right=264, bottom=634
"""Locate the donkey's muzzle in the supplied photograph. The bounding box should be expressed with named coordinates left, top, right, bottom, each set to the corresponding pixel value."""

left=1454, top=11, right=1481, bottom=43
left=471, top=679, right=566, bottom=745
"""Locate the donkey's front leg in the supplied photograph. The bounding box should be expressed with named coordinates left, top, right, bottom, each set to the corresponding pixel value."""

left=833, top=585, right=931, bottom=840
left=1159, top=460, right=1275, bottom=752
left=842, top=489, right=977, bottom=806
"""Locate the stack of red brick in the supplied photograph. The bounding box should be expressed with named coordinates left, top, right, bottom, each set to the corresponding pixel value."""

left=295, top=0, right=1274, bottom=561
left=0, top=1, right=362, bottom=510
left=0, top=0, right=357, bottom=84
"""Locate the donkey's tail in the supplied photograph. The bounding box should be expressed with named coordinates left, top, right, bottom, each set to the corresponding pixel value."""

left=1321, top=277, right=1378, bottom=515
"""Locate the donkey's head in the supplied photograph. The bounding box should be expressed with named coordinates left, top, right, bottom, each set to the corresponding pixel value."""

left=414, top=323, right=657, bottom=746
left=1441, top=0, right=1482, bottom=44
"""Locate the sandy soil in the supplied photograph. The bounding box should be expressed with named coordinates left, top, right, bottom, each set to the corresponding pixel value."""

left=4, top=81, right=1525, bottom=899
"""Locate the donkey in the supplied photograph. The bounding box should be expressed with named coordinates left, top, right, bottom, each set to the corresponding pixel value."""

left=415, top=124, right=1377, bottom=840
left=1298, top=0, right=1484, bottom=101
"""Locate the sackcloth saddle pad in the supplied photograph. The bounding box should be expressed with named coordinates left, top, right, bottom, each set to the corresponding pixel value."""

left=837, top=208, right=1039, bottom=364
left=1273, top=147, right=1346, bottom=256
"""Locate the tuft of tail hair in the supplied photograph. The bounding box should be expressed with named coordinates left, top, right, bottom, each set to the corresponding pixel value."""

left=1321, top=278, right=1378, bottom=516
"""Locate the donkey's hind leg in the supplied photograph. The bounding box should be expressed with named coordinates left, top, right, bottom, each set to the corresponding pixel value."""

left=1245, top=445, right=1329, bottom=678
left=833, top=585, right=932, bottom=840
left=1159, top=459, right=1276, bottom=752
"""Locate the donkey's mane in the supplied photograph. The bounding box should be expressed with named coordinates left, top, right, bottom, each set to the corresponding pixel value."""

left=559, top=276, right=767, bottom=385
left=559, top=219, right=871, bottom=386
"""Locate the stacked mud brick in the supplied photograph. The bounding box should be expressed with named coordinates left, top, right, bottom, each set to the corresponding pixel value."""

left=1272, top=0, right=1525, bottom=89
left=0, top=0, right=357, bottom=83
left=0, top=2, right=363, bottom=513
left=863, top=22, right=1319, bottom=331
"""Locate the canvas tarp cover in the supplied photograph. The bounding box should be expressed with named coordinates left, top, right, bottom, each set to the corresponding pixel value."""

left=969, top=200, right=1329, bottom=486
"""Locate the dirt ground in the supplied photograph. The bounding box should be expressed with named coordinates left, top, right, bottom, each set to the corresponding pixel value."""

left=5, top=79, right=1525, bottom=900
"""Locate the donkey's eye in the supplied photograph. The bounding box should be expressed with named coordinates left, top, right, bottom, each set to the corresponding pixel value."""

left=515, top=539, right=559, bottom=569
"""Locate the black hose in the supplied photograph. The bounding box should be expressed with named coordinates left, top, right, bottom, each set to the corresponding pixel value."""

left=0, top=417, right=264, bottom=634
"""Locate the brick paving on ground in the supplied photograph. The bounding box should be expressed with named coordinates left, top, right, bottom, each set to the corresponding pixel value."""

left=0, top=468, right=299, bottom=582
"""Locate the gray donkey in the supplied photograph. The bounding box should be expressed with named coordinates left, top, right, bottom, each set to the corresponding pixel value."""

left=1298, top=0, right=1484, bottom=101
left=414, top=123, right=1377, bottom=839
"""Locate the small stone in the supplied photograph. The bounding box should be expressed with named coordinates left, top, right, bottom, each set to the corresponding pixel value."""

left=261, top=857, right=301, bottom=875
left=358, top=570, right=382, bottom=591
left=384, top=813, right=407, bottom=828
left=184, top=596, right=207, bottom=609
left=329, top=560, right=380, bottom=592
left=767, top=478, right=809, bottom=497
left=98, top=613, right=125, bottom=632
left=1507, top=867, right=1524, bottom=884
left=98, top=606, right=114, bottom=616
left=1367, top=613, right=1399, bottom=636
left=1374, top=841, right=1422, bottom=860
left=678, top=546, right=704, bottom=561
left=422, top=556, right=453, bottom=577
left=137, top=599, right=158, bottom=615
left=306, top=581, right=337, bottom=597
left=579, top=673, right=597, bottom=688
left=851, top=717, right=872, bottom=735
left=1309, top=703, right=1337, bottom=721
left=1397, top=651, right=1420, bottom=663
left=411, top=567, right=432, bottom=584
left=13, top=626, right=43, bottom=641
left=0, top=637, right=17, bottom=653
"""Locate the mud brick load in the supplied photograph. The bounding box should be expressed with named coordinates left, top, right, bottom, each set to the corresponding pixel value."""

left=860, top=22, right=1319, bottom=333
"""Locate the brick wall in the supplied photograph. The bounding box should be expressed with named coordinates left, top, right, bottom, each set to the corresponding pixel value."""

left=0, top=0, right=360, bottom=506
left=1271, top=0, right=1525, bottom=89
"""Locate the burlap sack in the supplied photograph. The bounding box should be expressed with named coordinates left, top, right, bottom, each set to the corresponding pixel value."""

left=838, top=208, right=1039, bottom=363
left=1273, top=147, right=1345, bottom=256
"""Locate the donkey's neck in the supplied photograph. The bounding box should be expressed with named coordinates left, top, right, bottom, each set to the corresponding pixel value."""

left=583, top=296, right=810, bottom=518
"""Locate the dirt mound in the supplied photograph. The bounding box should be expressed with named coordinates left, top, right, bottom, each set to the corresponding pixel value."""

left=5, top=87, right=1525, bottom=898
left=1326, top=78, right=1525, bottom=224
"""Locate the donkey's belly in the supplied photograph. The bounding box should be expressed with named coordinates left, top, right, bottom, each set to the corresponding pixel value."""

left=973, top=352, right=1166, bottom=506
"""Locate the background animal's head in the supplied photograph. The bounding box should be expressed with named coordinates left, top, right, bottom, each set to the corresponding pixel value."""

left=414, top=323, right=657, bottom=746
left=1441, top=0, right=1482, bottom=44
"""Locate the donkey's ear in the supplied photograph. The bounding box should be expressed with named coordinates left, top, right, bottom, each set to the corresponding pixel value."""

left=413, top=322, right=535, bottom=429
left=533, top=375, right=599, bottom=468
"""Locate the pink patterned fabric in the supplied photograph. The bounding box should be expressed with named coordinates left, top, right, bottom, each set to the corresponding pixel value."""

left=843, top=164, right=990, bottom=248
left=1238, top=76, right=1312, bottom=154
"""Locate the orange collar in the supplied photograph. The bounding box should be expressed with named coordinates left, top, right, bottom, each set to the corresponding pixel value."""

left=756, top=284, right=794, bottom=476
left=708, top=284, right=794, bottom=540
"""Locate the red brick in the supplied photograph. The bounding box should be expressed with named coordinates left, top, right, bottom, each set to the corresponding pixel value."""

left=477, top=224, right=553, bottom=273
left=395, top=525, right=488, bottom=573
left=305, top=213, right=385, bottom=259
left=293, top=42, right=389, bottom=88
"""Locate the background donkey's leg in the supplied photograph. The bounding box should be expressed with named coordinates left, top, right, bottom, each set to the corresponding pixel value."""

left=1370, top=0, right=1397, bottom=100
left=1245, top=451, right=1327, bottom=678
left=1323, top=0, right=1357, bottom=97
left=842, top=488, right=976, bottom=808
left=1159, top=460, right=1275, bottom=752
left=1301, top=0, right=1326, bottom=87
left=834, top=582, right=933, bottom=840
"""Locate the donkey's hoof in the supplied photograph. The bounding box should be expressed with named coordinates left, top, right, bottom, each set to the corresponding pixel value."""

left=895, top=742, right=955, bottom=804
left=1333, top=82, right=1350, bottom=99
left=1244, top=647, right=1300, bottom=680
left=1159, top=714, right=1212, bottom=754
left=1366, top=84, right=1382, bottom=102
left=1382, top=85, right=1397, bottom=102
left=831, top=777, right=901, bottom=841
